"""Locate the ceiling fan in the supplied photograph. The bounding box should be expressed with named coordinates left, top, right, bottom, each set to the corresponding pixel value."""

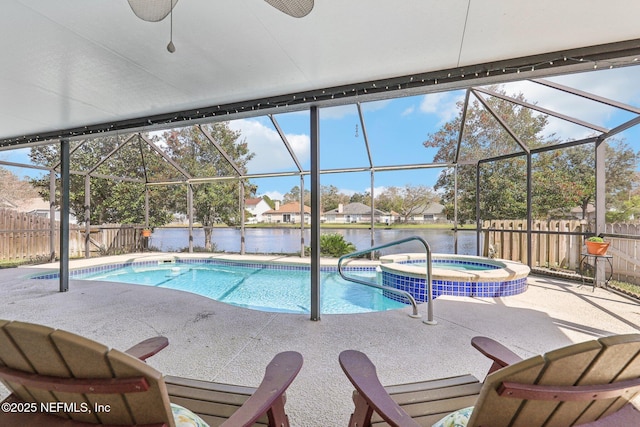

left=127, top=0, right=314, bottom=22
left=128, top=0, right=313, bottom=52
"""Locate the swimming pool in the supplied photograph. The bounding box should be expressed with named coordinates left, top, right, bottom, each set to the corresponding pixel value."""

left=33, top=259, right=407, bottom=315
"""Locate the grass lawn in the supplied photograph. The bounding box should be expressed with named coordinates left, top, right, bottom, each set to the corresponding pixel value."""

left=609, top=280, right=640, bottom=299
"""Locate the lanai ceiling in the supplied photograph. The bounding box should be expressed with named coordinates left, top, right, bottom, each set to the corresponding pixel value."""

left=1, top=0, right=640, bottom=148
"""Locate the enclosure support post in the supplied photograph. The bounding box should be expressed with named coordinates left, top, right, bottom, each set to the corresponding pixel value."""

left=300, top=175, right=305, bottom=257
left=476, top=162, right=481, bottom=256
left=526, top=153, right=533, bottom=267
left=60, top=139, right=70, bottom=292
left=595, top=137, right=606, bottom=285
left=453, top=165, right=458, bottom=254
left=310, top=106, right=321, bottom=321
left=144, top=187, right=149, bottom=228
left=370, top=170, right=375, bottom=256
left=240, top=180, right=245, bottom=255
left=84, top=174, right=90, bottom=259
left=49, top=170, right=56, bottom=262
left=187, top=184, right=193, bottom=253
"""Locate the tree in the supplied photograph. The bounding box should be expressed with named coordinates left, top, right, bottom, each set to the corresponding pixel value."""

left=282, top=184, right=351, bottom=211
left=29, top=136, right=174, bottom=226
left=161, top=124, right=255, bottom=250
left=0, top=167, right=40, bottom=202
left=349, top=191, right=371, bottom=205
left=283, top=186, right=310, bottom=205
left=321, top=185, right=350, bottom=211
left=532, top=141, right=637, bottom=219
left=606, top=195, right=640, bottom=222
left=423, top=87, right=638, bottom=222
left=424, top=88, right=553, bottom=222
left=375, top=185, right=438, bottom=223
left=262, top=194, right=276, bottom=209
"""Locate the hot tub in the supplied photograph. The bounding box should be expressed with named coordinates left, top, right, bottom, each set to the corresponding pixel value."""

left=378, top=253, right=530, bottom=302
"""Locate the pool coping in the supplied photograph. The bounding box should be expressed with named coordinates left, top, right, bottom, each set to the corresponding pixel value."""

left=23, top=252, right=381, bottom=277
left=26, top=252, right=532, bottom=284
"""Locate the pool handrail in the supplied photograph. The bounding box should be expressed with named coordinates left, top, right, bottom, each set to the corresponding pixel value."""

left=337, top=236, right=436, bottom=324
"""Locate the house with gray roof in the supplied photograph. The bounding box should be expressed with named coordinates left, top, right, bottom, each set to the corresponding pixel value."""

left=323, top=202, right=392, bottom=224
left=392, top=202, right=447, bottom=223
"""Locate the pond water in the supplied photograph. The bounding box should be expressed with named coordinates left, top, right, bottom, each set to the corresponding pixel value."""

left=148, top=227, right=480, bottom=255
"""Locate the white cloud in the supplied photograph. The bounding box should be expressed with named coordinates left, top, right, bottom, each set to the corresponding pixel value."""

left=319, top=105, right=357, bottom=120
left=365, top=186, right=388, bottom=195
left=228, top=119, right=309, bottom=173
left=420, top=92, right=446, bottom=113
left=495, top=67, right=640, bottom=141
left=419, top=92, right=464, bottom=125
left=337, top=188, right=357, bottom=196
left=362, top=99, right=392, bottom=112
left=401, top=106, right=415, bottom=116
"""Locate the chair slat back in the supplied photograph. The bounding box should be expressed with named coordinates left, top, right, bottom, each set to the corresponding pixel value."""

left=0, top=320, right=174, bottom=426
left=470, top=334, right=640, bottom=427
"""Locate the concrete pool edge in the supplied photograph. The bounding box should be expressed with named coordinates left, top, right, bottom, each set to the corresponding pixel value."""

left=25, top=252, right=382, bottom=279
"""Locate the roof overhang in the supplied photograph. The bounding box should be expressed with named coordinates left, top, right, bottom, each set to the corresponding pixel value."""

left=2, top=0, right=640, bottom=148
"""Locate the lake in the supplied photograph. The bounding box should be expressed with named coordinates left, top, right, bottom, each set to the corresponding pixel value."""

left=148, top=227, right=480, bottom=255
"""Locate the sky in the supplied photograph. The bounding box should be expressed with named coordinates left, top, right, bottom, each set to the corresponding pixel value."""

left=2, top=65, right=640, bottom=202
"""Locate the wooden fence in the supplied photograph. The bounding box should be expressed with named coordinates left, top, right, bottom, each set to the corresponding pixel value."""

left=0, top=208, right=143, bottom=261
left=3, top=207, right=640, bottom=286
left=603, top=223, right=640, bottom=285
left=484, top=219, right=640, bottom=285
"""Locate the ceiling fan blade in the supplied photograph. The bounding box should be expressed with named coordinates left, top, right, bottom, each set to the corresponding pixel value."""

left=264, top=0, right=314, bottom=18
left=128, top=0, right=178, bottom=22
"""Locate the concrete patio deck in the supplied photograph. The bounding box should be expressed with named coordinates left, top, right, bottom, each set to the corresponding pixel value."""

left=1, top=254, right=640, bottom=426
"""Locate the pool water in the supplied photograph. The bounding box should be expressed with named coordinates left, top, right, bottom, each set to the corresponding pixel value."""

left=408, top=261, right=499, bottom=271
left=73, top=262, right=407, bottom=314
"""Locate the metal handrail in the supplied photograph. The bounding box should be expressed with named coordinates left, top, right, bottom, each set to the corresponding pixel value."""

left=337, top=236, right=436, bottom=325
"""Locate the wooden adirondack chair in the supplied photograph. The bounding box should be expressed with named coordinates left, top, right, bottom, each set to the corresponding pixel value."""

left=339, top=334, right=640, bottom=426
left=0, top=319, right=303, bottom=427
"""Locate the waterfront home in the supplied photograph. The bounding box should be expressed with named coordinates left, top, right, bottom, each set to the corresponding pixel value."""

left=393, top=202, right=446, bottom=224
left=245, top=197, right=272, bottom=223
left=323, top=202, right=391, bottom=224
left=263, top=201, right=311, bottom=224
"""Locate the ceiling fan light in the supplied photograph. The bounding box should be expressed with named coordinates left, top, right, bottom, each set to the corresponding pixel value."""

left=128, top=0, right=178, bottom=22
left=264, top=0, right=314, bottom=18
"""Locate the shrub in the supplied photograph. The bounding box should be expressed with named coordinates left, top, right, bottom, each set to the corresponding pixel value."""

left=304, top=233, right=356, bottom=257
left=586, top=236, right=604, bottom=243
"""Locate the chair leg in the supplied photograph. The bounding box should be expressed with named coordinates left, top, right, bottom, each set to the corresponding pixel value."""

left=266, top=395, right=290, bottom=427
left=349, top=392, right=374, bottom=427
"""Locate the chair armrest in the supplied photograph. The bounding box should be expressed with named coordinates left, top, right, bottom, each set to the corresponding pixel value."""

left=221, top=351, right=303, bottom=427
left=124, top=336, right=169, bottom=361
left=471, top=336, right=522, bottom=375
left=339, top=350, right=421, bottom=427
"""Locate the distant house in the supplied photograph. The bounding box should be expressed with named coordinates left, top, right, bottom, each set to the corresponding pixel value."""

left=323, top=202, right=390, bottom=224
left=245, top=197, right=271, bottom=223
left=0, top=198, right=17, bottom=209
left=10, top=197, right=78, bottom=224
left=570, top=204, right=595, bottom=221
left=264, top=201, right=311, bottom=224
left=399, top=202, right=446, bottom=223
left=548, top=204, right=594, bottom=221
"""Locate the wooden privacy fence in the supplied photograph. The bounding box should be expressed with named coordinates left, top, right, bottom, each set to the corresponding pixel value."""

left=0, top=208, right=144, bottom=261
left=604, top=223, right=640, bottom=285
left=484, top=219, right=640, bottom=285
left=483, top=219, right=586, bottom=270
